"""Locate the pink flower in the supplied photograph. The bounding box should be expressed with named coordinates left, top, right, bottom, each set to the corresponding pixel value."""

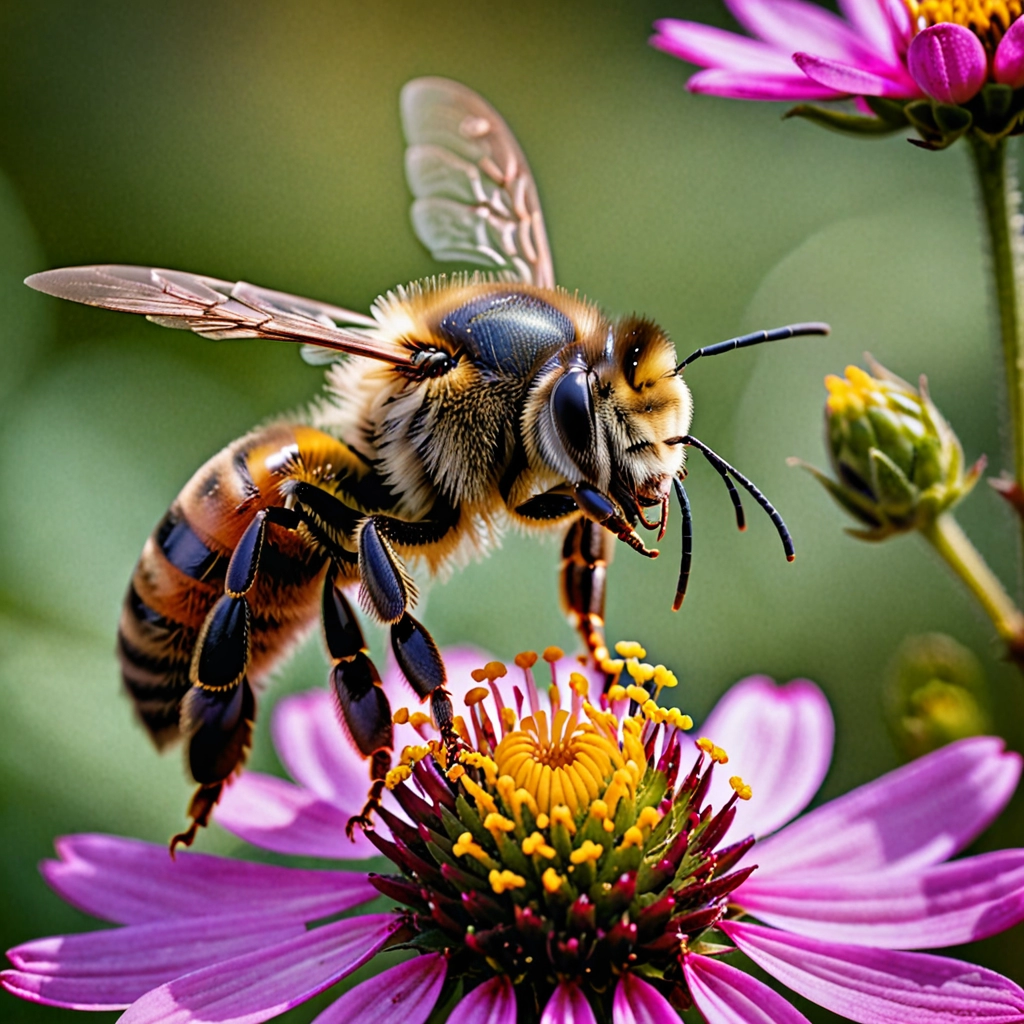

left=4, top=647, right=1024, bottom=1024
left=651, top=1, right=1024, bottom=109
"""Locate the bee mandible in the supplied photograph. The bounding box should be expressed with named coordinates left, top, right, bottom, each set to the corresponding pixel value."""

left=26, top=78, right=828, bottom=849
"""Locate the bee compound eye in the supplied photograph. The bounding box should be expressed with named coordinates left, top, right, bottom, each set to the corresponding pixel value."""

left=551, top=366, right=595, bottom=467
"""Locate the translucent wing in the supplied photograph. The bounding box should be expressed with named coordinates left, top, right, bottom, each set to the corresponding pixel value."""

left=24, top=265, right=413, bottom=367
left=401, top=77, right=555, bottom=289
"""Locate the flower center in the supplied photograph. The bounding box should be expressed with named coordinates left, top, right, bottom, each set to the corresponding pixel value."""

left=904, top=0, right=1023, bottom=48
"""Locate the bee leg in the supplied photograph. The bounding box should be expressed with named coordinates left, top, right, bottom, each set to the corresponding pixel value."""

left=322, top=572, right=394, bottom=835
left=561, top=517, right=615, bottom=679
left=172, top=508, right=284, bottom=852
left=390, top=612, right=460, bottom=761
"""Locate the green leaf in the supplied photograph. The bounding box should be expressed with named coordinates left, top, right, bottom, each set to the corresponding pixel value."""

left=784, top=103, right=904, bottom=137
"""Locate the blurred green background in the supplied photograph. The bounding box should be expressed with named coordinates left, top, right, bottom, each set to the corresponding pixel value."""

left=1, top=1, right=1021, bottom=1022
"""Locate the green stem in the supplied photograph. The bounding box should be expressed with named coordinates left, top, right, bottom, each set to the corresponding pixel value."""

left=968, top=134, right=1024, bottom=535
left=922, top=512, right=1024, bottom=657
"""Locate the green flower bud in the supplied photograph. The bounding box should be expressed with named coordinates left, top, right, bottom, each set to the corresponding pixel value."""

left=883, top=633, right=991, bottom=762
left=792, top=357, right=984, bottom=540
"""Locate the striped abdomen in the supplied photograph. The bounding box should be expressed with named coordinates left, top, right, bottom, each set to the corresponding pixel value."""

left=116, top=422, right=352, bottom=746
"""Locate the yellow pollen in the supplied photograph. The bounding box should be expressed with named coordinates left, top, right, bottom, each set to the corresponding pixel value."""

left=515, top=651, right=538, bottom=669
left=461, top=773, right=498, bottom=815
left=653, top=665, right=678, bottom=690
left=666, top=709, right=693, bottom=730
left=600, top=657, right=625, bottom=676
left=570, top=839, right=604, bottom=866
left=465, top=686, right=490, bottom=707
left=409, top=711, right=432, bottom=730
left=626, top=684, right=651, bottom=704
left=730, top=776, right=754, bottom=801
left=453, top=832, right=490, bottom=863
left=542, top=867, right=565, bottom=893
left=603, top=819, right=615, bottom=833
left=627, top=661, right=656, bottom=685
left=589, top=799, right=609, bottom=820
left=638, top=806, right=663, bottom=830
left=385, top=765, right=411, bottom=789
left=447, top=764, right=466, bottom=782
left=484, top=661, right=508, bottom=681
left=569, top=672, right=590, bottom=698
left=399, top=744, right=430, bottom=766
left=697, top=737, right=729, bottom=764
left=484, top=812, right=516, bottom=836
left=460, top=750, right=498, bottom=784
left=522, top=832, right=557, bottom=858
left=535, top=812, right=550, bottom=829
left=904, top=0, right=1022, bottom=47
left=615, top=641, right=647, bottom=659
left=392, top=707, right=410, bottom=725
left=607, top=684, right=628, bottom=702
left=550, top=804, right=576, bottom=834
left=501, top=706, right=517, bottom=730
left=489, top=869, right=526, bottom=894
left=619, top=826, right=645, bottom=850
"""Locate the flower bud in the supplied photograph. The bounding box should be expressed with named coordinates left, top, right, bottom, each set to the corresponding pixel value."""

left=883, top=633, right=991, bottom=761
left=791, top=357, right=983, bottom=539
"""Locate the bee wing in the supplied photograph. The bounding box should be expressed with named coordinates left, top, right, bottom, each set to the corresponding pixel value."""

left=24, top=264, right=414, bottom=366
left=401, top=77, right=555, bottom=289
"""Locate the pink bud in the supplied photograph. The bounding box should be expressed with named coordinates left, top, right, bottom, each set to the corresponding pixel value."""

left=907, top=23, right=988, bottom=105
left=995, top=18, right=1024, bottom=89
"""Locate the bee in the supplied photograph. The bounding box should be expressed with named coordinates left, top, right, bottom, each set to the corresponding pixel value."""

left=26, top=78, right=827, bottom=849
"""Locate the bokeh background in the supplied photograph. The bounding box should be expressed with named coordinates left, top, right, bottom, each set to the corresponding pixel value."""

left=1, top=2, right=1021, bottom=1021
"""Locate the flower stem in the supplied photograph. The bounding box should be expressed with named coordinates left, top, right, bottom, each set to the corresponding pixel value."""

left=968, top=134, right=1024, bottom=536
left=922, top=512, right=1024, bottom=661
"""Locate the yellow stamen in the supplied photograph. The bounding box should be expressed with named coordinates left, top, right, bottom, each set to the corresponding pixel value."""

left=615, top=641, right=646, bottom=659
left=666, top=709, right=693, bottom=730
left=600, top=657, right=625, bottom=676
left=484, top=661, right=508, bottom=681
left=470, top=668, right=488, bottom=683
left=535, top=812, right=550, bottom=829
left=501, top=706, right=517, bottom=730
left=542, top=867, right=565, bottom=894
left=452, top=715, right=471, bottom=745
left=453, top=831, right=490, bottom=863
left=542, top=646, right=564, bottom=663
left=607, top=684, right=628, bottom=702
left=392, top=707, right=410, bottom=725
left=409, top=711, right=432, bottom=730
left=570, top=839, right=604, bottom=866
left=484, top=812, right=516, bottom=837
left=447, top=764, right=466, bottom=783
left=551, top=804, right=576, bottom=835
left=460, top=750, right=498, bottom=784
left=619, top=826, right=645, bottom=850
left=399, top=744, right=431, bottom=766
left=589, top=799, right=609, bottom=821
left=626, top=684, right=651, bottom=704
left=515, top=651, right=538, bottom=669
left=904, top=0, right=1022, bottom=48
left=489, top=869, right=526, bottom=894
left=697, top=737, right=729, bottom=764
left=569, top=672, right=590, bottom=698
left=385, top=765, right=411, bottom=789
left=627, top=661, right=655, bottom=685
left=653, top=665, right=678, bottom=690
left=730, top=776, right=753, bottom=801
left=522, top=832, right=556, bottom=858
left=461, top=773, right=498, bottom=815
left=638, top=806, right=663, bottom=830
left=465, top=686, right=490, bottom=707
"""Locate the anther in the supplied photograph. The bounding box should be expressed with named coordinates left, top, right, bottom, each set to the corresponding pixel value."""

left=615, top=641, right=647, bottom=659
left=542, top=867, right=565, bottom=894
left=484, top=661, right=508, bottom=681
left=393, top=707, right=410, bottom=724
left=570, top=840, right=604, bottom=865
left=489, top=869, right=526, bottom=894
left=729, top=775, right=753, bottom=800
left=543, top=646, right=564, bottom=663
left=465, top=686, right=490, bottom=707
left=515, top=651, right=539, bottom=669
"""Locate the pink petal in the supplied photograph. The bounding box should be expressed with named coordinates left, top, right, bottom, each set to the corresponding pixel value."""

left=684, top=953, right=812, bottom=1024
left=42, top=834, right=375, bottom=925
left=699, top=677, right=833, bottom=839
left=1, top=911, right=306, bottom=1010
left=118, top=914, right=398, bottom=1024
left=735, top=848, right=1024, bottom=948
left=907, top=23, right=988, bottom=104
left=272, top=690, right=372, bottom=807
left=725, top=0, right=884, bottom=66
left=650, top=19, right=800, bottom=73
left=215, top=772, right=380, bottom=859
left=686, top=68, right=845, bottom=100
left=794, top=51, right=920, bottom=96
left=613, top=973, right=682, bottom=1024
left=752, top=737, right=1021, bottom=878
left=723, top=920, right=1024, bottom=1024
left=994, top=17, right=1024, bottom=88
left=838, top=0, right=905, bottom=61
left=541, top=981, right=598, bottom=1024
left=310, top=954, right=446, bottom=1024
left=453, top=975, right=518, bottom=1024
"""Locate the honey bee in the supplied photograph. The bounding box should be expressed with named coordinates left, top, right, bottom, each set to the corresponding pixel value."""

left=26, top=78, right=827, bottom=849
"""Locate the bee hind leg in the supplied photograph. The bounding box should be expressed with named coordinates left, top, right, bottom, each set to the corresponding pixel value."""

left=560, top=516, right=615, bottom=686
left=322, top=571, right=394, bottom=835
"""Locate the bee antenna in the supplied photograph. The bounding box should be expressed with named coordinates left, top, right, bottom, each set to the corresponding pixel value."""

left=672, top=476, right=693, bottom=611
left=681, top=435, right=795, bottom=561
left=675, top=322, right=830, bottom=374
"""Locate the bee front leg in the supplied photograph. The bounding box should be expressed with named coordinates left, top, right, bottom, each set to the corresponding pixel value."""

left=322, top=572, right=394, bottom=835
left=560, top=516, right=615, bottom=676
left=573, top=482, right=659, bottom=558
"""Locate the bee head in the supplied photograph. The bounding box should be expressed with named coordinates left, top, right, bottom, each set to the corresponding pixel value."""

left=532, top=316, right=692, bottom=505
